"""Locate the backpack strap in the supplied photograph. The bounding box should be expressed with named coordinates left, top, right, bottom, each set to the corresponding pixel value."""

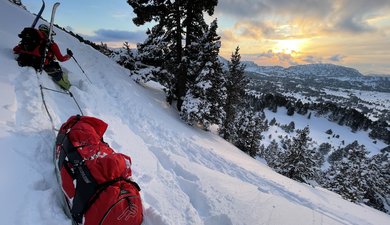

left=81, top=177, right=141, bottom=216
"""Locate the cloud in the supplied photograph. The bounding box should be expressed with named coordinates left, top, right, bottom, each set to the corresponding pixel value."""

left=220, top=29, right=239, bottom=43
left=245, top=51, right=346, bottom=66
left=216, top=0, right=390, bottom=35
left=216, top=0, right=270, bottom=19
left=232, top=21, right=275, bottom=39
left=217, top=0, right=333, bottom=20
left=328, top=0, right=390, bottom=33
left=266, top=0, right=333, bottom=20
left=302, top=55, right=323, bottom=64
left=220, top=20, right=305, bottom=45
left=83, top=29, right=147, bottom=44
left=245, top=50, right=298, bottom=66
left=256, top=50, right=274, bottom=58
left=334, top=17, right=374, bottom=33
left=302, top=54, right=346, bottom=64
left=328, top=54, right=345, bottom=62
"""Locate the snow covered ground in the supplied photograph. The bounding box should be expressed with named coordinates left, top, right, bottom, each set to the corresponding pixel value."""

left=263, top=107, right=387, bottom=155
left=1, top=1, right=390, bottom=224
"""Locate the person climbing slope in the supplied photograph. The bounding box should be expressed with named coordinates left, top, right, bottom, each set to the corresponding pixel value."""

left=13, top=23, right=73, bottom=90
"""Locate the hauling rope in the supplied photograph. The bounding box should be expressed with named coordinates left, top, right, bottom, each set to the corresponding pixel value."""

left=35, top=67, right=84, bottom=131
left=38, top=82, right=56, bottom=131
left=38, top=81, right=85, bottom=131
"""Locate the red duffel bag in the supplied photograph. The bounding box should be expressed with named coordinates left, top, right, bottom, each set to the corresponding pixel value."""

left=54, top=115, right=143, bottom=225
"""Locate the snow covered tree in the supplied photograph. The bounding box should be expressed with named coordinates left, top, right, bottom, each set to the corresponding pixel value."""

left=318, top=142, right=332, bottom=155
left=128, top=2, right=177, bottom=98
left=97, top=42, right=113, bottom=57
left=328, top=141, right=358, bottom=164
left=369, top=119, right=390, bottom=144
left=275, top=127, right=321, bottom=184
left=127, top=0, right=218, bottom=110
left=232, top=110, right=267, bottom=157
left=269, top=117, right=276, bottom=126
left=112, top=42, right=135, bottom=70
left=324, top=143, right=370, bottom=203
left=263, top=139, right=283, bottom=169
left=219, top=46, right=247, bottom=141
left=287, top=105, right=295, bottom=116
left=323, top=144, right=390, bottom=214
left=137, top=24, right=170, bottom=68
left=364, top=148, right=390, bottom=213
left=281, top=121, right=295, bottom=133
left=180, top=19, right=226, bottom=129
left=11, top=0, right=21, bottom=5
left=133, top=24, right=176, bottom=91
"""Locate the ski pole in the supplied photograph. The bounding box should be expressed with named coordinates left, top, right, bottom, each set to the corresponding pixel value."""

left=71, top=55, right=92, bottom=84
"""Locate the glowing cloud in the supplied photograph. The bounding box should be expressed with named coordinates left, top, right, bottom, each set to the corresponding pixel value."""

left=272, top=39, right=306, bottom=54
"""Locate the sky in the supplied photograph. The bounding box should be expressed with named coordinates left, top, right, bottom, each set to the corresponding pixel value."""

left=21, top=0, right=390, bottom=75
left=2, top=1, right=390, bottom=224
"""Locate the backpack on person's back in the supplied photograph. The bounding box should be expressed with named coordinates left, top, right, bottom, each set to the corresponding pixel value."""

left=14, top=27, right=47, bottom=69
left=14, top=24, right=73, bottom=90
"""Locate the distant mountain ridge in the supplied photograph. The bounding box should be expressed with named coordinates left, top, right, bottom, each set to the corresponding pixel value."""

left=242, top=61, right=364, bottom=78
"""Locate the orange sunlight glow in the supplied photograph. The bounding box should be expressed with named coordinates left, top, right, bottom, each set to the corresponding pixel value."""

left=273, top=39, right=306, bottom=55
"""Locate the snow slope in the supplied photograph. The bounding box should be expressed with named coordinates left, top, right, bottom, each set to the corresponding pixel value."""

left=1, top=1, right=390, bottom=224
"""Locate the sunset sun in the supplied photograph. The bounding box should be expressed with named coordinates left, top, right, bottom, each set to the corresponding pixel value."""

left=273, top=39, right=305, bottom=55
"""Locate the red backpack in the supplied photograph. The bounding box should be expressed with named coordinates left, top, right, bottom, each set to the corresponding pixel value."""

left=14, top=27, right=47, bottom=69
left=55, top=115, right=143, bottom=225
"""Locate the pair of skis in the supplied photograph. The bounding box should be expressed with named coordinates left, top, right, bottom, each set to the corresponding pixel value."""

left=32, top=0, right=92, bottom=83
left=32, top=1, right=91, bottom=82
left=34, top=0, right=60, bottom=72
left=30, top=0, right=60, bottom=71
left=31, top=0, right=59, bottom=32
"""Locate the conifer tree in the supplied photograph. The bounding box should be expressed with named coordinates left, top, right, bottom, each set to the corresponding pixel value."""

left=232, top=110, right=267, bottom=157
left=114, top=42, right=135, bottom=70
left=324, top=143, right=370, bottom=202
left=127, top=0, right=218, bottom=110
left=219, top=46, right=247, bottom=141
left=365, top=149, right=390, bottom=213
left=133, top=24, right=176, bottom=92
left=276, top=127, right=320, bottom=184
left=180, top=20, right=226, bottom=129
left=269, top=117, right=276, bottom=126
left=137, top=24, right=170, bottom=68
left=263, top=139, right=282, bottom=168
left=98, top=42, right=113, bottom=57
left=12, top=0, right=22, bottom=6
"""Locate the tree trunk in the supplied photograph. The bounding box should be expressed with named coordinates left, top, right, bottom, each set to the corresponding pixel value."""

left=174, top=0, right=185, bottom=111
